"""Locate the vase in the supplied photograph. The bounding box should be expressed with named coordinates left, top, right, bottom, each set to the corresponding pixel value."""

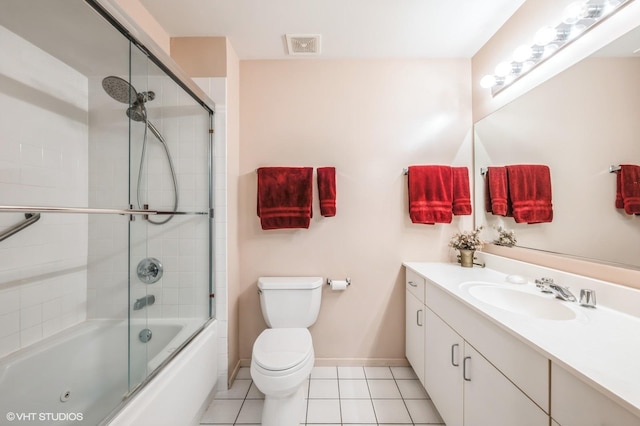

left=458, top=249, right=475, bottom=267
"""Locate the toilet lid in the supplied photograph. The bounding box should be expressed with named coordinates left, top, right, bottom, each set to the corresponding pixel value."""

left=253, top=328, right=313, bottom=371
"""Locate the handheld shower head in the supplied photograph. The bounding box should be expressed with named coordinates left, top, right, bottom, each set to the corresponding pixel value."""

left=126, top=103, right=146, bottom=122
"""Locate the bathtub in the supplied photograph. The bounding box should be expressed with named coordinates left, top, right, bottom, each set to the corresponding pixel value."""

left=0, top=318, right=217, bottom=426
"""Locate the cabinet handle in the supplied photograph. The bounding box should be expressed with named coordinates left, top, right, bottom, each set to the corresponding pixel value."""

left=416, top=309, right=423, bottom=326
left=451, top=343, right=460, bottom=367
left=463, top=356, right=471, bottom=381
left=408, top=281, right=418, bottom=287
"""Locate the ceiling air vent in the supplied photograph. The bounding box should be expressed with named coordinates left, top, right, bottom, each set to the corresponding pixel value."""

left=285, top=34, right=321, bottom=56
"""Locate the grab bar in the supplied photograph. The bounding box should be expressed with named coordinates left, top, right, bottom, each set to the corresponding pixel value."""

left=0, top=213, right=41, bottom=242
left=0, top=205, right=207, bottom=216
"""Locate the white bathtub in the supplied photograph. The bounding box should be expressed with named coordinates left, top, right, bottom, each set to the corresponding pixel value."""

left=0, top=318, right=217, bottom=426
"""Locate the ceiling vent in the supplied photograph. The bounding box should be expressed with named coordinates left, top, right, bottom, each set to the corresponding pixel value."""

left=285, top=34, right=321, bottom=56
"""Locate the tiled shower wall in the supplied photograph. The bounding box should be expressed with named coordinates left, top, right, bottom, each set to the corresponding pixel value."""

left=195, top=77, right=228, bottom=388
left=0, top=25, right=88, bottom=357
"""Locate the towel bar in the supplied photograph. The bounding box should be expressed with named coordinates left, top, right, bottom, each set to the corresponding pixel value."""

left=0, top=212, right=41, bottom=242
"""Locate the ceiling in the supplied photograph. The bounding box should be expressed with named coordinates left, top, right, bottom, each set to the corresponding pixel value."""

left=138, top=0, right=527, bottom=59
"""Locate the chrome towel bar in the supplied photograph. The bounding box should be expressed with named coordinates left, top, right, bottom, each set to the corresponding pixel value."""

left=0, top=212, right=41, bottom=242
left=0, top=205, right=207, bottom=216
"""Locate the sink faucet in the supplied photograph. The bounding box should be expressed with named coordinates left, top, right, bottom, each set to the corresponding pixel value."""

left=535, top=278, right=576, bottom=302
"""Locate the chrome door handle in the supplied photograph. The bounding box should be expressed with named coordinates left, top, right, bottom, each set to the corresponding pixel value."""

left=451, top=343, right=460, bottom=367
left=408, top=281, right=418, bottom=287
left=463, top=356, right=471, bottom=381
left=416, top=309, right=423, bottom=326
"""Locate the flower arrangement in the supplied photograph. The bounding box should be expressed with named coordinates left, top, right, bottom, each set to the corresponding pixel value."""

left=449, top=226, right=484, bottom=251
left=494, top=226, right=517, bottom=247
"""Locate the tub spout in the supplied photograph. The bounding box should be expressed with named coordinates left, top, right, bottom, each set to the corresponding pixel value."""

left=133, top=295, right=155, bottom=310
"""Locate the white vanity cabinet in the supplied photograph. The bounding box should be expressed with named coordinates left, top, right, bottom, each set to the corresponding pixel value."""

left=423, top=308, right=463, bottom=425
left=405, top=269, right=426, bottom=385
left=406, top=265, right=549, bottom=426
left=424, top=307, right=548, bottom=426
left=551, top=363, right=640, bottom=426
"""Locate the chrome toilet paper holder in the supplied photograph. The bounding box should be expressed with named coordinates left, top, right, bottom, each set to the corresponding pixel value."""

left=327, top=278, right=351, bottom=286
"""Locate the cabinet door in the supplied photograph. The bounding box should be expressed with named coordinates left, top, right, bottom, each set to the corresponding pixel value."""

left=463, top=345, right=548, bottom=426
left=405, top=290, right=425, bottom=384
left=424, top=308, right=464, bottom=426
left=551, top=362, right=640, bottom=426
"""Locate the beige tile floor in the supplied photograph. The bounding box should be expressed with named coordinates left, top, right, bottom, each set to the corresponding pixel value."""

left=200, top=366, right=445, bottom=425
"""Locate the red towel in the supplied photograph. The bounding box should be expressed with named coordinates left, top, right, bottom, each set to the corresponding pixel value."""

left=486, top=166, right=510, bottom=216
left=617, top=165, right=640, bottom=215
left=257, top=167, right=313, bottom=230
left=505, top=165, right=553, bottom=224
left=452, top=167, right=472, bottom=216
left=408, top=165, right=453, bottom=224
left=317, top=167, right=337, bottom=217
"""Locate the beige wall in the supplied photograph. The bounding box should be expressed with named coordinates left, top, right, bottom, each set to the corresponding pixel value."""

left=238, top=59, right=472, bottom=362
left=170, top=37, right=228, bottom=78
left=225, top=39, right=241, bottom=380
left=112, top=0, right=171, bottom=54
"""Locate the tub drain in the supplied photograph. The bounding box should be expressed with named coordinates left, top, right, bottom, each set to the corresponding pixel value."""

left=139, top=328, right=153, bottom=343
left=60, top=390, right=71, bottom=402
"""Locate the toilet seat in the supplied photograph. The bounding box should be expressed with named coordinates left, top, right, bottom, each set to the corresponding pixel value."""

left=252, top=328, right=313, bottom=374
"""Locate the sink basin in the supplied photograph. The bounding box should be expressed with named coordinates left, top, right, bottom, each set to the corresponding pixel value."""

left=463, top=283, right=577, bottom=321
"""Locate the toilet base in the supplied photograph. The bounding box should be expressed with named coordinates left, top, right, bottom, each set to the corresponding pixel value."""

left=261, top=385, right=306, bottom=426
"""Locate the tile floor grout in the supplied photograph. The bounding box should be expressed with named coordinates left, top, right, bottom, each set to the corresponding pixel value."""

left=200, top=366, right=446, bottom=425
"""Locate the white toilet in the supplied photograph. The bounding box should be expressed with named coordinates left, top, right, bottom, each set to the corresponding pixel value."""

left=250, top=276, right=323, bottom=426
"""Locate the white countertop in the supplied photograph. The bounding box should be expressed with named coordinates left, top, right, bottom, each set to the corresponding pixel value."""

left=403, top=258, right=640, bottom=418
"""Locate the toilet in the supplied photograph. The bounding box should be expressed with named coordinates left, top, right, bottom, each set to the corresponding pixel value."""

left=250, top=276, right=323, bottom=426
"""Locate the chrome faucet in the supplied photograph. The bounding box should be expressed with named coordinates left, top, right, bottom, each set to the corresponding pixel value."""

left=535, top=277, right=576, bottom=302
left=133, top=294, right=155, bottom=311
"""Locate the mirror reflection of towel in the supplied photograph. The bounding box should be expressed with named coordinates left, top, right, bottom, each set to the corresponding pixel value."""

left=505, top=165, right=553, bottom=224
left=617, top=165, right=640, bottom=215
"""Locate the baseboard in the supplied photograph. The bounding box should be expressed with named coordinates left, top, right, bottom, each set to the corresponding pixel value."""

left=228, top=359, right=242, bottom=388
left=238, top=358, right=409, bottom=368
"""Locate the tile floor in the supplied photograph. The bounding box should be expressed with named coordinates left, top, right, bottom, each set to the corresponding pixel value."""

left=200, top=366, right=445, bottom=425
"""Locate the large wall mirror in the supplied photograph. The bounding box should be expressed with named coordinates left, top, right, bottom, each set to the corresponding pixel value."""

left=474, top=24, right=640, bottom=270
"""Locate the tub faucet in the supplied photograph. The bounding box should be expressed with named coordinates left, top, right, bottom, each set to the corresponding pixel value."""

left=535, top=278, right=576, bottom=302
left=133, top=295, right=155, bottom=310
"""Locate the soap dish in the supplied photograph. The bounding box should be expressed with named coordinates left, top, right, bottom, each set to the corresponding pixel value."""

left=506, top=274, right=527, bottom=284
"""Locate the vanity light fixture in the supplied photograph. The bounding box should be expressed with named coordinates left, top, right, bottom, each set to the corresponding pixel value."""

left=481, top=0, right=635, bottom=95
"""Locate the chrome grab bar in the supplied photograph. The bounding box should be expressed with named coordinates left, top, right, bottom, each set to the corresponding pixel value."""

left=0, top=205, right=207, bottom=216
left=0, top=213, right=41, bottom=242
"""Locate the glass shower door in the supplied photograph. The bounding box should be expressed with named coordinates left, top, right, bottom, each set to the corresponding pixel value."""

left=127, top=45, right=213, bottom=391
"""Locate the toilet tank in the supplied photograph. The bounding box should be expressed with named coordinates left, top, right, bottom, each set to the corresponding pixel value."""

left=258, top=277, right=323, bottom=328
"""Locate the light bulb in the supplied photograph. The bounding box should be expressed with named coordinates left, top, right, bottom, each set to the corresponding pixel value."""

left=495, top=61, right=512, bottom=77
left=480, top=75, right=497, bottom=89
left=534, top=26, right=558, bottom=46
left=513, top=45, right=533, bottom=62
left=563, top=1, right=587, bottom=24
left=543, top=43, right=559, bottom=58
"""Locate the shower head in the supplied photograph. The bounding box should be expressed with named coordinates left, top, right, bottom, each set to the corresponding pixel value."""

left=127, top=103, right=146, bottom=122
left=102, top=76, right=156, bottom=105
left=102, top=76, right=137, bottom=104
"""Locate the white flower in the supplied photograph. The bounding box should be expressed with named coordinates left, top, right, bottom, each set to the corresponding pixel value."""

left=449, top=226, right=484, bottom=250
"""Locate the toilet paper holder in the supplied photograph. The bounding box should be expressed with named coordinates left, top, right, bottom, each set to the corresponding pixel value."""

left=327, top=278, right=351, bottom=286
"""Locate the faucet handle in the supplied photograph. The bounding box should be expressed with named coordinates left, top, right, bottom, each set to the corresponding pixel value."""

left=579, top=289, right=597, bottom=308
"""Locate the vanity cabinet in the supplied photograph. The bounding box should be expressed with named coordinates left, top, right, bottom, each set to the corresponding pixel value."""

left=405, top=269, right=426, bottom=385
left=405, top=266, right=549, bottom=426
left=424, top=307, right=548, bottom=426
left=551, top=363, right=640, bottom=426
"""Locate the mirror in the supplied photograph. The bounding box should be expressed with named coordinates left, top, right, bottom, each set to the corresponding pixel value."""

left=474, top=24, right=640, bottom=269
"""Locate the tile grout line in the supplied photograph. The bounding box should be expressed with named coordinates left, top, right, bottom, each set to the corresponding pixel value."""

left=232, top=379, right=253, bottom=426
left=392, top=371, right=416, bottom=426
left=362, top=366, right=380, bottom=425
